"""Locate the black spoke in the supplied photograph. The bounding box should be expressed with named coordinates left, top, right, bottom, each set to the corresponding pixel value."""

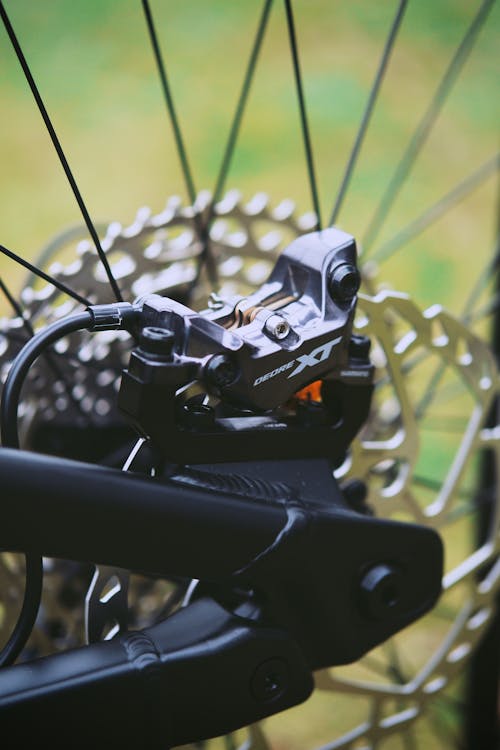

left=0, top=276, right=35, bottom=336
left=0, top=276, right=90, bottom=420
left=0, top=0, right=123, bottom=303
left=0, top=244, right=90, bottom=307
left=284, top=0, right=321, bottom=228
left=141, top=0, right=197, bottom=206
left=397, top=234, right=499, bottom=421
left=210, top=0, right=273, bottom=209
left=329, top=0, right=407, bottom=226
left=141, top=0, right=210, bottom=296
left=470, top=290, right=500, bottom=324
left=0, top=329, right=30, bottom=346
left=384, top=639, right=409, bottom=684
left=195, top=0, right=273, bottom=287
left=374, top=239, right=500, bottom=391
left=462, top=240, right=500, bottom=321
left=449, top=492, right=495, bottom=523
left=415, top=363, right=453, bottom=421
left=412, top=474, right=473, bottom=499
left=362, top=0, right=495, bottom=253
left=372, top=154, right=499, bottom=263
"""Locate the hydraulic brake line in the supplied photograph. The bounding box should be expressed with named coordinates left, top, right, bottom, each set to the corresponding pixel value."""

left=0, top=303, right=138, bottom=667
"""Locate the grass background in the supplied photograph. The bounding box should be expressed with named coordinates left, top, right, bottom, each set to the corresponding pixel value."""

left=0, top=1, right=499, bottom=748
left=0, top=0, right=498, bottom=311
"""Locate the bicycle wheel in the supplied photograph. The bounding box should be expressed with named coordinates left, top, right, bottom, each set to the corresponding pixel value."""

left=0, top=2, right=498, bottom=748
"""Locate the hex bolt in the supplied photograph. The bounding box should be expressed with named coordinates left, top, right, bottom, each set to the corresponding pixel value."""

left=348, top=334, right=371, bottom=362
left=264, top=314, right=290, bottom=340
left=359, top=564, right=403, bottom=620
left=139, top=326, right=175, bottom=358
left=250, top=658, right=289, bottom=703
left=329, top=263, right=360, bottom=303
left=205, top=353, right=239, bottom=388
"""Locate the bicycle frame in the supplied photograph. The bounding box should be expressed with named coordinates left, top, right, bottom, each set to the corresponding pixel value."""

left=0, top=445, right=443, bottom=746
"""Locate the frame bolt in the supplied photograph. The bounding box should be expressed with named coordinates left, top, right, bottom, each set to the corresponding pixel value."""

left=359, top=564, right=402, bottom=620
left=139, top=326, right=175, bottom=358
left=205, top=354, right=239, bottom=388
left=251, top=658, right=288, bottom=703
left=264, top=314, right=290, bottom=340
left=329, top=263, right=360, bottom=303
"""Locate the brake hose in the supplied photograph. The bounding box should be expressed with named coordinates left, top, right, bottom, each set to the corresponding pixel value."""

left=0, top=303, right=138, bottom=666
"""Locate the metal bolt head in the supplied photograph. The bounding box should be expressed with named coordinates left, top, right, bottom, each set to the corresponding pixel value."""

left=359, top=564, right=402, bottom=620
left=264, top=314, right=290, bottom=340
left=205, top=353, right=239, bottom=388
left=251, top=658, right=288, bottom=703
left=329, top=263, right=360, bottom=303
left=139, top=326, right=174, bottom=357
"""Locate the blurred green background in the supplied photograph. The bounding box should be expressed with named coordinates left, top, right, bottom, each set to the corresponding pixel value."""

left=0, top=0, right=498, bottom=315
left=0, top=1, right=499, bottom=748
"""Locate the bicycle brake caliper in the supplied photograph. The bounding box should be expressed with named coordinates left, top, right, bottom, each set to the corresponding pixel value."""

left=118, top=227, right=372, bottom=464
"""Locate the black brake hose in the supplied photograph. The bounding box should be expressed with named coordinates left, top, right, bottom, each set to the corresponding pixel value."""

left=1, top=311, right=93, bottom=448
left=0, top=304, right=138, bottom=667
left=0, top=311, right=92, bottom=667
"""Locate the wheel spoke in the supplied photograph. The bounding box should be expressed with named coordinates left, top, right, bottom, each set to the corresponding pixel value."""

left=462, top=240, right=500, bottom=321
left=210, top=0, right=274, bottom=209
left=383, top=639, right=409, bottom=684
left=141, top=0, right=197, bottom=207
left=0, top=0, right=123, bottom=303
left=329, top=0, right=407, bottom=226
left=362, top=0, right=496, bottom=254
left=284, top=0, right=322, bottom=228
left=371, top=154, right=499, bottom=264
left=0, top=244, right=90, bottom=307
left=412, top=474, right=473, bottom=500
left=374, top=234, right=499, bottom=424
left=142, top=0, right=211, bottom=295
left=469, top=287, right=500, bottom=324
left=0, top=276, right=35, bottom=336
left=191, top=0, right=274, bottom=288
left=0, top=276, right=90, bottom=421
left=448, top=491, right=494, bottom=524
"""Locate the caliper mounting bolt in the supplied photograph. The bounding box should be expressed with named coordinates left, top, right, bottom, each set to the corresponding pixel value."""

left=205, top=353, right=239, bottom=388
left=264, top=314, right=290, bottom=341
left=329, top=263, right=361, bottom=303
left=139, top=326, right=175, bottom=359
